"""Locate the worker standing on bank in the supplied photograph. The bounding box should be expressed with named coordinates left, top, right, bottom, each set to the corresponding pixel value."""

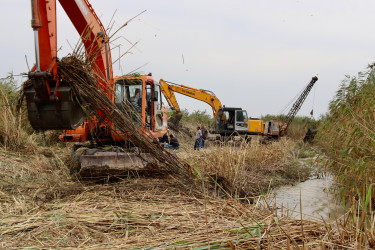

left=200, top=125, right=208, bottom=148
left=194, top=126, right=202, bottom=150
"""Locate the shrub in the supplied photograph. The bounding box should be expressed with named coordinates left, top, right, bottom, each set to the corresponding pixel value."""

left=178, top=109, right=215, bottom=129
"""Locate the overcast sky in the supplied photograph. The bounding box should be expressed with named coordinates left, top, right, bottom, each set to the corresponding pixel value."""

left=2, top=0, right=375, bottom=118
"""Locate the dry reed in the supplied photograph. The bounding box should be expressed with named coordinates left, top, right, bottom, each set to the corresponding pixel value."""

left=0, top=146, right=360, bottom=249
left=178, top=138, right=312, bottom=198
left=315, top=68, right=375, bottom=248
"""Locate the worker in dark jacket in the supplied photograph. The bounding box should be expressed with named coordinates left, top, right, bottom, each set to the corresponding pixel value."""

left=200, top=124, right=208, bottom=148
left=158, top=133, right=169, bottom=143
left=165, top=134, right=179, bottom=149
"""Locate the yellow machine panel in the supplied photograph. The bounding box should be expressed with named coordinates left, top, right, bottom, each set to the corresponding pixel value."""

left=248, top=119, right=264, bottom=135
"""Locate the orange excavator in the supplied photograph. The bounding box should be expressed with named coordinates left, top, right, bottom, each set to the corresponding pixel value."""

left=25, top=0, right=168, bottom=174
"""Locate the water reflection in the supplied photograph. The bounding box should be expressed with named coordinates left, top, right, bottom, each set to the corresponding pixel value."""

left=261, top=175, right=347, bottom=221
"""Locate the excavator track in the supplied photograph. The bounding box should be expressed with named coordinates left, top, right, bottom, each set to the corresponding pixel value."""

left=70, top=146, right=161, bottom=178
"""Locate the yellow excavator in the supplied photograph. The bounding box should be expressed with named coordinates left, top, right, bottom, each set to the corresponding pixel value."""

left=160, top=76, right=318, bottom=141
left=160, top=79, right=252, bottom=139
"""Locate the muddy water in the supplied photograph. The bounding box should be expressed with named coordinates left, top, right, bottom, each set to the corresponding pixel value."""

left=270, top=175, right=347, bottom=221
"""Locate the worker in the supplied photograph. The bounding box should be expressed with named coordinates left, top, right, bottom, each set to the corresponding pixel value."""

left=221, top=113, right=227, bottom=122
left=131, top=88, right=142, bottom=113
left=200, top=124, right=208, bottom=148
left=165, top=134, right=179, bottom=150
left=133, top=88, right=141, bottom=103
left=194, top=126, right=202, bottom=150
left=221, top=113, right=228, bottom=130
left=159, top=133, right=169, bottom=143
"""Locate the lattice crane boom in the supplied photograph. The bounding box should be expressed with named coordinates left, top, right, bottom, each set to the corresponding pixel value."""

left=283, top=76, right=318, bottom=132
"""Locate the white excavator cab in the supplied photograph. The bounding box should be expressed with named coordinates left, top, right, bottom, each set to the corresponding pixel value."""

left=215, top=107, right=249, bottom=136
left=234, top=109, right=249, bottom=132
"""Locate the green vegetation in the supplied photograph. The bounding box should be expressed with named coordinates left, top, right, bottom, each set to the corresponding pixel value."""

left=0, top=74, right=34, bottom=150
left=314, top=67, right=375, bottom=246
left=168, top=108, right=215, bottom=129
left=316, top=67, right=375, bottom=203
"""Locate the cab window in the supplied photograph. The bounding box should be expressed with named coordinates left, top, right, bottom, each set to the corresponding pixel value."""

left=115, top=78, right=142, bottom=113
left=115, top=84, right=124, bottom=104
left=236, top=110, right=247, bottom=122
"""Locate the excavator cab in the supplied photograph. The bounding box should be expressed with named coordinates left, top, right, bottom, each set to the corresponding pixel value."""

left=62, top=75, right=168, bottom=176
left=114, top=78, right=143, bottom=123
left=215, top=107, right=248, bottom=136
left=61, top=75, right=168, bottom=144
left=234, top=109, right=249, bottom=131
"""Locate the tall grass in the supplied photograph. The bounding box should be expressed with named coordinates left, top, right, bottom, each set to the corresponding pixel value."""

left=178, top=138, right=312, bottom=197
left=0, top=75, right=34, bottom=150
left=316, top=68, right=375, bottom=202
left=315, top=67, right=375, bottom=246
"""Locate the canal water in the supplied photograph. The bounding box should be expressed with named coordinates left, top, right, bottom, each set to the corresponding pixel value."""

left=256, top=154, right=347, bottom=222
left=270, top=174, right=347, bottom=221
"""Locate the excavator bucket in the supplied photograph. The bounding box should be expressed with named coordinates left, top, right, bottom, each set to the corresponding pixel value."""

left=24, top=84, right=86, bottom=130
left=71, top=147, right=160, bottom=177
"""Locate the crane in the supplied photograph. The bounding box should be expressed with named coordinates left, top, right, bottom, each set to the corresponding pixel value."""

left=264, top=76, right=318, bottom=138
left=282, top=76, right=318, bottom=134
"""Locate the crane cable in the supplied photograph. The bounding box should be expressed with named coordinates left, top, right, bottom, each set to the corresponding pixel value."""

left=310, top=83, right=317, bottom=117
left=278, top=82, right=308, bottom=115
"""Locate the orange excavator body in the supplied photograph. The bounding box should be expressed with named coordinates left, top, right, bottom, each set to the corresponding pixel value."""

left=26, top=1, right=168, bottom=175
left=60, top=74, right=168, bottom=144
left=27, top=0, right=168, bottom=143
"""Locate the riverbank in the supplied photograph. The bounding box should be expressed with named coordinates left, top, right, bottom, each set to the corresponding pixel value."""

left=313, top=68, right=375, bottom=248
left=177, top=138, right=314, bottom=198
left=0, top=143, right=357, bottom=248
left=0, top=137, right=368, bottom=249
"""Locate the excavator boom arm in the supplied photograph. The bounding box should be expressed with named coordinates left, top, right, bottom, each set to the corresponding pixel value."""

left=159, top=79, right=223, bottom=119
left=58, top=0, right=113, bottom=80
left=31, top=0, right=112, bottom=80
left=160, top=80, right=181, bottom=113
left=27, top=0, right=113, bottom=130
